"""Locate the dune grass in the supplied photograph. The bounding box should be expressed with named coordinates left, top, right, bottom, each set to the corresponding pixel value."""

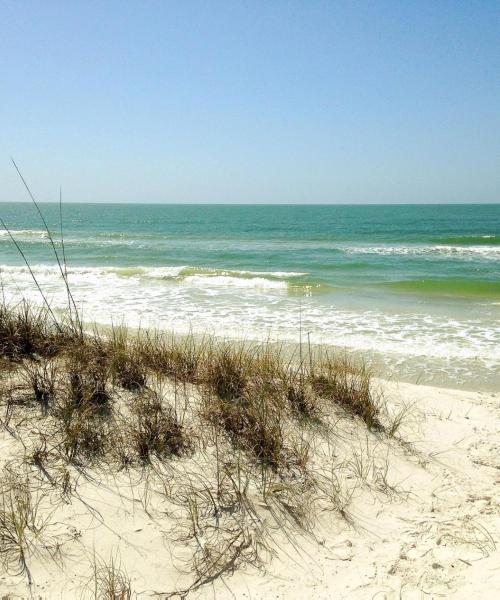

left=0, top=302, right=383, bottom=471
left=0, top=475, right=55, bottom=585
left=0, top=300, right=392, bottom=596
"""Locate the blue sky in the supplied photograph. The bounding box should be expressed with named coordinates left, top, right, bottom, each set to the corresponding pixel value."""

left=1, top=1, right=499, bottom=203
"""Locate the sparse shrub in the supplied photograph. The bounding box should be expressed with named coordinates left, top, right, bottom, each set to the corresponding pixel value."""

left=203, top=383, right=285, bottom=470
left=286, top=375, right=319, bottom=421
left=87, top=553, right=132, bottom=600
left=311, top=356, right=380, bottom=429
left=109, top=327, right=146, bottom=391
left=113, top=351, right=146, bottom=391
left=67, top=365, right=109, bottom=408
left=168, top=470, right=268, bottom=598
left=64, top=407, right=108, bottom=462
left=207, top=345, right=250, bottom=400
left=204, top=394, right=246, bottom=438
left=0, top=303, right=63, bottom=359
left=136, top=332, right=202, bottom=383
left=0, top=477, right=51, bottom=584
left=54, top=393, right=108, bottom=463
left=131, top=389, right=190, bottom=461
left=244, top=397, right=284, bottom=469
left=20, top=359, right=58, bottom=411
left=166, top=338, right=203, bottom=383
left=65, top=339, right=110, bottom=408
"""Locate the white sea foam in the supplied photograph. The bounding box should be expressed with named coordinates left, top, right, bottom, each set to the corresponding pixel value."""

left=224, top=270, right=307, bottom=278
left=130, top=266, right=188, bottom=279
left=0, top=264, right=111, bottom=277
left=131, top=267, right=306, bottom=281
left=0, top=229, right=47, bottom=238
left=345, top=245, right=500, bottom=260
left=0, top=264, right=302, bottom=285
left=1, top=263, right=498, bottom=364
left=1, top=260, right=498, bottom=392
left=183, top=274, right=287, bottom=290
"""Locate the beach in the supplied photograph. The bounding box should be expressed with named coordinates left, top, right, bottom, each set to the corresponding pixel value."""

left=0, top=202, right=498, bottom=598
left=2, top=0, right=499, bottom=596
left=0, top=358, right=498, bottom=598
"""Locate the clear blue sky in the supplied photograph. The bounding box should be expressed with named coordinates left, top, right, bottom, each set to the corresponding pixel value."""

left=1, top=1, right=499, bottom=203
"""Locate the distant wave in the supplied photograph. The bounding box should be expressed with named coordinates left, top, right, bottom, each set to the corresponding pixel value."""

left=345, top=244, right=500, bottom=260
left=2, top=230, right=499, bottom=262
left=183, top=274, right=287, bottom=290
left=0, top=229, right=47, bottom=238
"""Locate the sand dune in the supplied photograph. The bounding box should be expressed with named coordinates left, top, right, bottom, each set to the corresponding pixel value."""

left=0, top=368, right=498, bottom=599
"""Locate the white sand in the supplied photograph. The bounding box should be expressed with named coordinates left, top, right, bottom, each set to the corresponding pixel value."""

left=0, top=379, right=498, bottom=599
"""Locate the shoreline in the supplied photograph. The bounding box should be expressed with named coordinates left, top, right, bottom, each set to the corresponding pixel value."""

left=83, top=320, right=499, bottom=394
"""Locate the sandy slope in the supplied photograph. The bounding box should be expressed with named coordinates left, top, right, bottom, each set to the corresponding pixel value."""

left=0, top=380, right=498, bottom=599
left=216, top=381, right=500, bottom=600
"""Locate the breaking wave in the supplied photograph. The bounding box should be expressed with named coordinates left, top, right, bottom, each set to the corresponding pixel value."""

left=345, top=244, right=500, bottom=260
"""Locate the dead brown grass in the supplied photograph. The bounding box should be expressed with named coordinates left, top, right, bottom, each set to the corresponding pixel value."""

left=130, top=388, right=191, bottom=461
left=0, top=302, right=392, bottom=596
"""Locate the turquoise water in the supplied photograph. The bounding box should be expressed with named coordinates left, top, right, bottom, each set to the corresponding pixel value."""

left=0, top=203, right=499, bottom=389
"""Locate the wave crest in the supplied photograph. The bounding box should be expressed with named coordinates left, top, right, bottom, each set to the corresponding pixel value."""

left=346, top=244, right=500, bottom=260
left=0, top=264, right=298, bottom=291
left=0, top=229, right=47, bottom=238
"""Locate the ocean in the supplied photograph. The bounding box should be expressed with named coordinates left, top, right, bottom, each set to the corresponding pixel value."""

left=0, top=202, right=498, bottom=390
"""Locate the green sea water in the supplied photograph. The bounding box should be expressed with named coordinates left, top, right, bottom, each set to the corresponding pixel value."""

left=0, top=203, right=498, bottom=390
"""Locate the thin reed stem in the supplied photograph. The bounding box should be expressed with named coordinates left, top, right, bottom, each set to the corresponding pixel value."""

left=0, top=218, right=61, bottom=330
left=10, top=158, right=81, bottom=331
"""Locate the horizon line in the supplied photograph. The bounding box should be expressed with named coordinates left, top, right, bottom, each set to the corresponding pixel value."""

left=0, top=201, right=499, bottom=206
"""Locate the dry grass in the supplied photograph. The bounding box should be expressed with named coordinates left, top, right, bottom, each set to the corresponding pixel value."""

left=165, top=459, right=270, bottom=598
left=0, top=302, right=381, bottom=433
left=20, top=358, right=58, bottom=412
left=0, top=475, right=57, bottom=585
left=206, top=343, right=251, bottom=399
left=77, top=552, right=133, bottom=599
left=109, top=327, right=146, bottom=391
left=130, top=388, right=191, bottom=461
left=286, top=373, right=320, bottom=421
left=201, top=385, right=287, bottom=471
left=0, top=302, right=398, bottom=596
left=311, top=355, right=381, bottom=429
left=0, top=302, right=66, bottom=360
left=53, top=392, right=109, bottom=464
left=136, top=331, right=204, bottom=383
